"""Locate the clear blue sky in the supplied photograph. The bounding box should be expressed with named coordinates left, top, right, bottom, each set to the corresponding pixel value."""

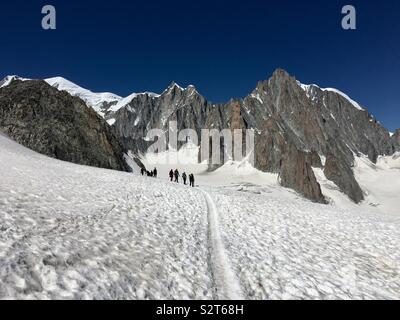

left=1, top=0, right=399, bottom=131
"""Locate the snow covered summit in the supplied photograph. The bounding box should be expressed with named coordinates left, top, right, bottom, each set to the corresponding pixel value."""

left=45, top=77, right=122, bottom=116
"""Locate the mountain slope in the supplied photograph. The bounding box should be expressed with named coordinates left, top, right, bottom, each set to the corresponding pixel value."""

left=0, top=80, right=130, bottom=172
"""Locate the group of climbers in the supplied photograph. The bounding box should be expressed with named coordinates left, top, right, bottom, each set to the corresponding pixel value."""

left=140, top=167, right=157, bottom=178
left=140, top=167, right=195, bottom=187
left=169, top=169, right=195, bottom=187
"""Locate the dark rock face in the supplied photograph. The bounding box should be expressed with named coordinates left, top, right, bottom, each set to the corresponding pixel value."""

left=280, top=143, right=326, bottom=203
left=392, top=129, right=400, bottom=152
left=0, top=80, right=130, bottom=172
left=324, top=153, right=364, bottom=203
left=110, top=84, right=211, bottom=155
left=107, top=69, right=395, bottom=203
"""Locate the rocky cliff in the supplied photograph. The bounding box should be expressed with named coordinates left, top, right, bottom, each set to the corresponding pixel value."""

left=0, top=80, right=131, bottom=172
left=392, top=129, right=400, bottom=151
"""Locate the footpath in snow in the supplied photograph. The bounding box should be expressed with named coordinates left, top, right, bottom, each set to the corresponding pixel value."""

left=200, top=189, right=243, bottom=300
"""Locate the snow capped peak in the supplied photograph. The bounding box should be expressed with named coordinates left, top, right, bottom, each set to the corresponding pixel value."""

left=165, top=81, right=185, bottom=93
left=45, top=77, right=122, bottom=115
left=45, top=77, right=122, bottom=102
left=297, top=80, right=365, bottom=111
left=0, top=75, right=30, bottom=88
left=163, top=82, right=201, bottom=96
left=45, top=76, right=76, bottom=88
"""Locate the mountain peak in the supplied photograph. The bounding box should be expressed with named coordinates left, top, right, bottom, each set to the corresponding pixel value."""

left=271, top=68, right=291, bottom=79
left=166, top=81, right=184, bottom=91
left=44, top=77, right=122, bottom=115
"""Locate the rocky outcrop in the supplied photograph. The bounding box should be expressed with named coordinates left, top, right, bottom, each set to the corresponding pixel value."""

left=392, top=129, right=400, bottom=152
left=280, top=143, right=326, bottom=203
left=0, top=80, right=131, bottom=172
left=324, top=153, right=364, bottom=203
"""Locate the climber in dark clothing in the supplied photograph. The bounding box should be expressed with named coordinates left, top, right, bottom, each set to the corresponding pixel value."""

left=169, top=169, right=174, bottom=182
left=189, top=173, right=195, bottom=187
left=182, top=172, right=187, bottom=185
left=153, top=168, right=158, bottom=178
left=174, top=169, right=180, bottom=183
left=140, top=167, right=145, bottom=176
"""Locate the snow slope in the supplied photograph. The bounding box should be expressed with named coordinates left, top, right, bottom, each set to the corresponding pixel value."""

left=0, top=133, right=213, bottom=299
left=354, top=153, right=400, bottom=215
left=212, top=185, right=400, bottom=299
left=312, top=154, right=400, bottom=216
left=1, top=134, right=399, bottom=300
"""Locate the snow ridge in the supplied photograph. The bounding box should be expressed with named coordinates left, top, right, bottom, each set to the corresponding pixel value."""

left=323, top=87, right=364, bottom=111
left=200, top=189, right=244, bottom=300
left=297, top=81, right=365, bottom=111
left=45, top=77, right=122, bottom=114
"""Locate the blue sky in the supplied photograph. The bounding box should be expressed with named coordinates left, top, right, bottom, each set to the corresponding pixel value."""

left=0, top=0, right=399, bottom=131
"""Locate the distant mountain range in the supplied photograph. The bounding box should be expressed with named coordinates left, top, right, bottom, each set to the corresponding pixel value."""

left=1, top=70, right=399, bottom=203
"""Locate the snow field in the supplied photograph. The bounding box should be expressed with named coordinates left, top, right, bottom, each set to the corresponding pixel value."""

left=0, top=134, right=213, bottom=299
left=212, top=185, right=400, bottom=300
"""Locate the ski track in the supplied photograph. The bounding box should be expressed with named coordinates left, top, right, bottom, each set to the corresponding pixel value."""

left=200, top=188, right=244, bottom=300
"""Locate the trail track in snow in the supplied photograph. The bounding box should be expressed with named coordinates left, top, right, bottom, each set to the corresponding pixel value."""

left=200, top=188, right=244, bottom=300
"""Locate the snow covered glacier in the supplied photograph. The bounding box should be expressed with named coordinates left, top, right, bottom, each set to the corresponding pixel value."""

left=0, top=133, right=399, bottom=300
